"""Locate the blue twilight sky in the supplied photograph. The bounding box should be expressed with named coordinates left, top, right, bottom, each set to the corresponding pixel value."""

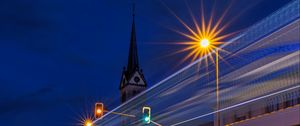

left=0, top=0, right=292, bottom=125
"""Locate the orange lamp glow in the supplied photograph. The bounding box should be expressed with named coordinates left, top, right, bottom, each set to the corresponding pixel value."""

left=85, top=119, right=93, bottom=126
left=96, top=109, right=102, bottom=114
left=200, top=38, right=210, bottom=48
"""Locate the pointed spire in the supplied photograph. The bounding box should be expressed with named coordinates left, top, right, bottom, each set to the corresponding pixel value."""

left=127, top=3, right=139, bottom=75
left=132, top=2, right=135, bottom=17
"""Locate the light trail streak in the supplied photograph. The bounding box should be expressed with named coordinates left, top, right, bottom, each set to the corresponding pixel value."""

left=92, top=34, right=243, bottom=125
left=103, top=110, right=136, bottom=118
left=92, top=34, right=243, bottom=124
left=170, top=85, right=300, bottom=126
left=151, top=120, right=163, bottom=126
left=93, top=3, right=299, bottom=125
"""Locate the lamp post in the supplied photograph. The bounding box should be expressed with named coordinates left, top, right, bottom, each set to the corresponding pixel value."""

left=200, top=39, right=220, bottom=126
left=216, top=49, right=220, bottom=126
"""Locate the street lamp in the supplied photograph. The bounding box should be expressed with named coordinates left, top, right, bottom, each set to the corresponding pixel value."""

left=165, top=5, right=233, bottom=125
left=198, top=38, right=220, bottom=126
left=84, top=119, right=93, bottom=126
left=200, top=38, right=210, bottom=48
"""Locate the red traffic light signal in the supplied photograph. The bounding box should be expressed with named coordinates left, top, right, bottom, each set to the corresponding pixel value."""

left=94, top=103, right=104, bottom=119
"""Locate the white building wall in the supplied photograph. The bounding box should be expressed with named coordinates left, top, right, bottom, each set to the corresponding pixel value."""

left=230, top=105, right=300, bottom=126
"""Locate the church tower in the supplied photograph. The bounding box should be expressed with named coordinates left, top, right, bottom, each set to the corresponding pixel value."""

left=119, top=6, right=147, bottom=103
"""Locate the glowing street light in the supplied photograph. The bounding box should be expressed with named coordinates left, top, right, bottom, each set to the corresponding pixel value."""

left=200, top=38, right=210, bottom=48
left=84, top=119, right=93, bottom=126
left=164, top=3, right=236, bottom=126
left=197, top=38, right=221, bottom=126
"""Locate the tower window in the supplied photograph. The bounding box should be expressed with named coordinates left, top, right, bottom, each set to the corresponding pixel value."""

left=134, top=77, right=140, bottom=83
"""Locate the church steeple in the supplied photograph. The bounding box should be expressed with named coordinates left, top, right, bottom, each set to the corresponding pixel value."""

left=127, top=5, right=139, bottom=75
left=119, top=4, right=147, bottom=103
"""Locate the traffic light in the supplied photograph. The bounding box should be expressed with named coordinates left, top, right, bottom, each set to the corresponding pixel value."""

left=142, top=106, right=151, bottom=124
left=94, top=103, right=104, bottom=119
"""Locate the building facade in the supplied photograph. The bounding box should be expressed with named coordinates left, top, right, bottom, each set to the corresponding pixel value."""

left=222, top=89, right=300, bottom=126
left=218, top=0, right=300, bottom=125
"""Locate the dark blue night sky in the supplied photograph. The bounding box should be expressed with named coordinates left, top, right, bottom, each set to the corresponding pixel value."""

left=0, top=0, right=292, bottom=125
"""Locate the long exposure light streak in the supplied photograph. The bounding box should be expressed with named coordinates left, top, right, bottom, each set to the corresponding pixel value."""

left=151, top=120, right=163, bottom=126
left=170, top=85, right=300, bottom=126
left=93, top=2, right=300, bottom=125
left=106, top=110, right=136, bottom=118
left=93, top=35, right=243, bottom=125
left=92, top=34, right=243, bottom=124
